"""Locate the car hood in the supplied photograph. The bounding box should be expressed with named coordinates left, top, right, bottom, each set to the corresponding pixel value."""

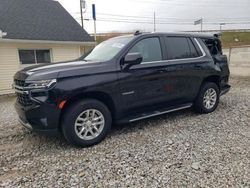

left=14, top=60, right=115, bottom=81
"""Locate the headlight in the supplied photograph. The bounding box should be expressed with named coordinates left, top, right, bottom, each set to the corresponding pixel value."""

left=26, top=79, right=57, bottom=89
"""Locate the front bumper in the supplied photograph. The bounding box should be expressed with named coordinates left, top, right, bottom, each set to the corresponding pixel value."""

left=15, top=100, right=60, bottom=134
left=18, top=117, right=32, bottom=130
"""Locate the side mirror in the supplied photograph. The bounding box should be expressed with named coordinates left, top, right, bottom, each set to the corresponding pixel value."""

left=124, top=52, right=143, bottom=66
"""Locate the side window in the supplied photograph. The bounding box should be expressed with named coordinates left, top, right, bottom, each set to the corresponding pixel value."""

left=128, top=37, right=162, bottom=63
left=187, top=39, right=199, bottom=57
left=197, top=38, right=212, bottom=57
left=165, top=37, right=199, bottom=60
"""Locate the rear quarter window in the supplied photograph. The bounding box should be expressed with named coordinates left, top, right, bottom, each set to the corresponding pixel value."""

left=197, top=38, right=212, bottom=57
left=187, top=39, right=200, bottom=57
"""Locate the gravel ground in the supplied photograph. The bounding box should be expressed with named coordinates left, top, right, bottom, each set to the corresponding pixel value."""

left=0, top=77, right=249, bottom=187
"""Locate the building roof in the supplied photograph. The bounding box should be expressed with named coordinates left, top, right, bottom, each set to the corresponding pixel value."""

left=0, top=0, right=94, bottom=42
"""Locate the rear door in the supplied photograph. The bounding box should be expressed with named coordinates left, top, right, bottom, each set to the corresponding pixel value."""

left=118, top=36, right=170, bottom=115
left=162, top=36, right=206, bottom=102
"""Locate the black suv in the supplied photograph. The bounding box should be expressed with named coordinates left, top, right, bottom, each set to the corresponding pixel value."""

left=14, top=32, right=230, bottom=147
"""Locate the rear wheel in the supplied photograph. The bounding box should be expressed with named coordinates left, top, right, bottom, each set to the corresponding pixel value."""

left=62, top=99, right=112, bottom=147
left=194, top=82, right=219, bottom=114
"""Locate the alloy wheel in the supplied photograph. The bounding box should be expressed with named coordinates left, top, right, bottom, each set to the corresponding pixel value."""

left=203, top=88, right=217, bottom=109
left=74, top=109, right=105, bottom=140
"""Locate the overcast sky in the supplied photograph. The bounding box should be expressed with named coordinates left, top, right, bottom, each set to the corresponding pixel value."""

left=57, top=0, right=250, bottom=33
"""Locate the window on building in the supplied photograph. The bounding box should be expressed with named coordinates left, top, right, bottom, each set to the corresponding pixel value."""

left=19, top=50, right=51, bottom=64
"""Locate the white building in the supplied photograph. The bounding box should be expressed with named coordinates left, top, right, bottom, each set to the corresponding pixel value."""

left=0, top=0, right=95, bottom=94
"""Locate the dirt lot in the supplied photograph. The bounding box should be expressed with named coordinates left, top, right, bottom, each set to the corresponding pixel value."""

left=0, top=77, right=249, bottom=187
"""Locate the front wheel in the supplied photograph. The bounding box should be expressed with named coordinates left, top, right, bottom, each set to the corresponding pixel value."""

left=194, top=82, right=220, bottom=114
left=62, top=99, right=112, bottom=147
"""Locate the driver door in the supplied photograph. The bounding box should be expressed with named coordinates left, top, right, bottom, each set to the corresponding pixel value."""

left=118, top=37, right=169, bottom=115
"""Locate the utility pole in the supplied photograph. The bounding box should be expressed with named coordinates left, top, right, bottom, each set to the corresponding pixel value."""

left=94, top=20, right=97, bottom=41
left=80, top=0, right=86, bottom=28
left=153, top=12, right=156, bottom=32
left=200, top=18, right=203, bottom=32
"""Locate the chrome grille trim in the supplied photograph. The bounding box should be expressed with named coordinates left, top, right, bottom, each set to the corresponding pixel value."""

left=14, top=79, right=32, bottom=106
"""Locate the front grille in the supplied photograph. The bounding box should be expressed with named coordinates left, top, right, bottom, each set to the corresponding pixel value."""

left=14, top=79, right=26, bottom=87
left=16, top=93, right=33, bottom=106
left=14, top=79, right=33, bottom=106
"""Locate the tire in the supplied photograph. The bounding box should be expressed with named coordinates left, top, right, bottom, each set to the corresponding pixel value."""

left=62, top=99, right=112, bottom=147
left=194, top=82, right=220, bottom=114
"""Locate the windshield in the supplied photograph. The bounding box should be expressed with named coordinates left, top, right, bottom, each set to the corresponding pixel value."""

left=84, top=36, right=133, bottom=62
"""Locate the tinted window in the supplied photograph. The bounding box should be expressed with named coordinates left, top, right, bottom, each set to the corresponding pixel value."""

left=198, top=38, right=212, bottom=57
left=36, top=50, right=51, bottom=63
left=165, top=37, right=199, bottom=60
left=188, top=39, right=199, bottom=57
left=19, top=50, right=35, bottom=64
left=128, top=37, right=162, bottom=63
left=19, top=50, right=51, bottom=64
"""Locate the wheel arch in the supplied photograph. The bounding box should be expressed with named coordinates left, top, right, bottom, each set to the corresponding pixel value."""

left=202, top=75, right=221, bottom=90
left=59, top=91, right=116, bottom=129
left=195, top=75, right=221, bottom=100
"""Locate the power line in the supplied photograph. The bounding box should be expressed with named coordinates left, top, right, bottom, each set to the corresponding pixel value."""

left=92, top=0, right=250, bottom=8
left=117, top=0, right=250, bottom=7
left=74, top=15, right=250, bottom=24
left=75, top=16, right=250, bottom=25
left=72, top=12, right=250, bottom=22
left=75, top=16, right=192, bottom=23
left=75, top=17, right=192, bottom=24
left=75, top=17, right=190, bottom=23
left=72, top=12, right=194, bottom=21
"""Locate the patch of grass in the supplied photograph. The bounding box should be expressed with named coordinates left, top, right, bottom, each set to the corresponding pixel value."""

left=221, top=32, right=250, bottom=48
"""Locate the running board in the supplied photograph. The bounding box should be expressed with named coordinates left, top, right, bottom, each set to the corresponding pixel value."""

left=129, top=103, right=192, bottom=122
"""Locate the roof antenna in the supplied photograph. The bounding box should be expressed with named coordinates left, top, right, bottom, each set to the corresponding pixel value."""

left=134, top=30, right=141, bottom=36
